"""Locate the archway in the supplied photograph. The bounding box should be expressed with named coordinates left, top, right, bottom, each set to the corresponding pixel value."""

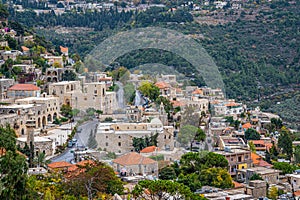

left=53, top=112, right=57, bottom=120
left=37, top=117, right=41, bottom=128
left=42, top=116, right=47, bottom=127
left=47, top=114, right=52, bottom=122
left=21, top=128, right=24, bottom=135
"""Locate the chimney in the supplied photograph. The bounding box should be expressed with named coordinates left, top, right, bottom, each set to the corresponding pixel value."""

left=225, top=197, right=230, bottom=200
left=26, top=120, right=36, bottom=144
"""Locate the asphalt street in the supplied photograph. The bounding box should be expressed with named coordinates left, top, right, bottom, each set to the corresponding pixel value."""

left=51, top=119, right=98, bottom=163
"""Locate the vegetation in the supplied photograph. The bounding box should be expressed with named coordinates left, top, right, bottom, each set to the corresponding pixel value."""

left=138, top=81, right=160, bottom=102
left=159, top=152, right=232, bottom=191
left=178, top=125, right=206, bottom=149
left=132, top=133, right=158, bottom=152
left=278, top=127, right=293, bottom=160
left=245, top=128, right=260, bottom=141
left=0, top=126, right=28, bottom=199
left=132, top=180, right=205, bottom=200
left=273, top=162, right=299, bottom=175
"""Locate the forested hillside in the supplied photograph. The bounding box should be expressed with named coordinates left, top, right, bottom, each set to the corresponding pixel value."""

left=8, top=1, right=300, bottom=122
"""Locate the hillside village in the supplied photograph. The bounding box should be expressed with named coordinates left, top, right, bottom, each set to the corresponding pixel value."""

left=0, top=2, right=299, bottom=200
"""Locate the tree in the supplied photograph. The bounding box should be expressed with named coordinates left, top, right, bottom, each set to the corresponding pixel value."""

left=177, top=173, right=202, bottom=192
left=155, top=96, right=173, bottom=114
left=248, top=141, right=256, bottom=153
left=268, top=186, right=278, bottom=200
left=278, top=127, right=293, bottom=159
left=177, top=125, right=198, bottom=148
left=199, top=168, right=234, bottom=189
left=179, top=152, right=228, bottom=174
left=62, top=70, right=78, bottom=81
left=61, top=104, right=73, bottom=118
left=95, top=110, right=103, bottom=118
left=159, top=167, right=176, bottom=180
left=33, top=152, right=49, bottom=168
left=271, top=118, right=283, bottom=130
left=180, top=105, right=199, bottom=127
left=245, top=128, right=260, bottom=140
left=250, top=173, right=263, bottom=180
left=132, top=180, right=205, bottom=200
left=64, top=161, right=124, bottom=199
left=273, top=162, right=299, bottom=175
left=0, top=125, right=29, bottom=199
left=86, top=107, right=96, bottom=116
left=294, top=146, right=300, bottom=164
left=138, top=81, right=160, bottom=101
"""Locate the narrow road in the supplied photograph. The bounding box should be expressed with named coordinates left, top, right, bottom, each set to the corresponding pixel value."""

left=51, top=119, right=98, bottom=163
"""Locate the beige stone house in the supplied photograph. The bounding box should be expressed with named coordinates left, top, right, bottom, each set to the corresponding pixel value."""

left=7, top=84, right=41, bottom=99
left=112, top=152, right=158, bottom=177
left=48, top=81, right=117, bottom=114
left=96, top=118, right=174, bottom=154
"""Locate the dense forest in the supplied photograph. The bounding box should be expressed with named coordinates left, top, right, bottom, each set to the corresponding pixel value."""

left=8, top=1, right=300, bottom=124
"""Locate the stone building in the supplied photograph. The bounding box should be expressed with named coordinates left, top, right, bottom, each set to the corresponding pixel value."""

left=0, top=95, right=59, bottom=135
left=95, top=118, right=174, bottom=154
left=45, top=67, right=76, bottom=83
left=48, top=81, right=117, bottom=114
left=215, top=148, right=252, bottom=176
left=15, top=94, right=60, bottom=123
left=245, top=180, right=267, bottom=199
left=237, top=167, right=281, bottom=185
left=0, top=78, right=14, bottom=100
left=16, top=120, right=54, bottom=156
left=7, top=84, right=41, bottom=99
left=112, top=152, right=158, bottom=177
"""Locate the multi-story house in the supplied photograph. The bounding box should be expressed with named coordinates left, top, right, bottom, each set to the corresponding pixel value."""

left=95, top=118, right=174, bottom=154
left=215, top=148, right=252, bottom=176
left=7, top=84, right=41, bottom=99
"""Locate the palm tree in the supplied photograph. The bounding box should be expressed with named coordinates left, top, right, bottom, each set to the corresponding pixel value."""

left=34, top=152, right=50, bottom=168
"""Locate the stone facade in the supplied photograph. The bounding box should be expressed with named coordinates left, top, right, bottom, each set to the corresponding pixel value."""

left=96, top=118, right=174, bottom=154
left=245, top=180, right=267, bottom=199
left=215, top=148, right=252, bottom=176
left=0, top=78, right=14, bottom=100
left=48, top=81, right=117, bottom=114
left=112, top=152, right=159, bottom=177
left=0, top=95, right=59, bottom=135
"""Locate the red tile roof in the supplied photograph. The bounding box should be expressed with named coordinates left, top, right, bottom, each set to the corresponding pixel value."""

left=60, top=46, right=68, bottom=53
left=294, top=190, right=300, bottom=196
left=242, top=123, right=252, bottom=129
left=8, top=84, right=40, bottom=91
left=233, top=181, right=244, bottom=188
left=48, top=161, right=73, bottom=169
left=192, top=88, right=203, bottom=95
left=140, top=146, right=159, bottom=153
left=171, top=100, right=185, bottom=107
left=113, top=152, right=156, bottom=166
left=155, top=82, right=170, bottom=89
left=225, top=102, right=239, bottom=107
left=21, top=46, right=29, bottom=52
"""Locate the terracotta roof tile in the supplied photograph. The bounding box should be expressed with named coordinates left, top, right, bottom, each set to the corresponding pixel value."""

left=48, top=161, right=73, bottom=169
left=60, top=46, right=68, bottom=53
left=155, top=81, right=170, bottom=89
left=8, top=84, right=40, bottom=91
left=192, top=88, right=203, bottom=95
left=242, top=123, right=252, bottom=129
left=294, top=190, right=300, bottom=196
left=113, top=152, right=156, bottom=166
left=233, top=181, right=243, bottom=188
left=251, top=152, right=261, bottom=165
left=140, top=146, right=159, bottom=153
left=171, top=100, right=185, bottom=107
left=21, top=46, right=29, bottom=52
left=225, top=102, right=239, bottom=107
